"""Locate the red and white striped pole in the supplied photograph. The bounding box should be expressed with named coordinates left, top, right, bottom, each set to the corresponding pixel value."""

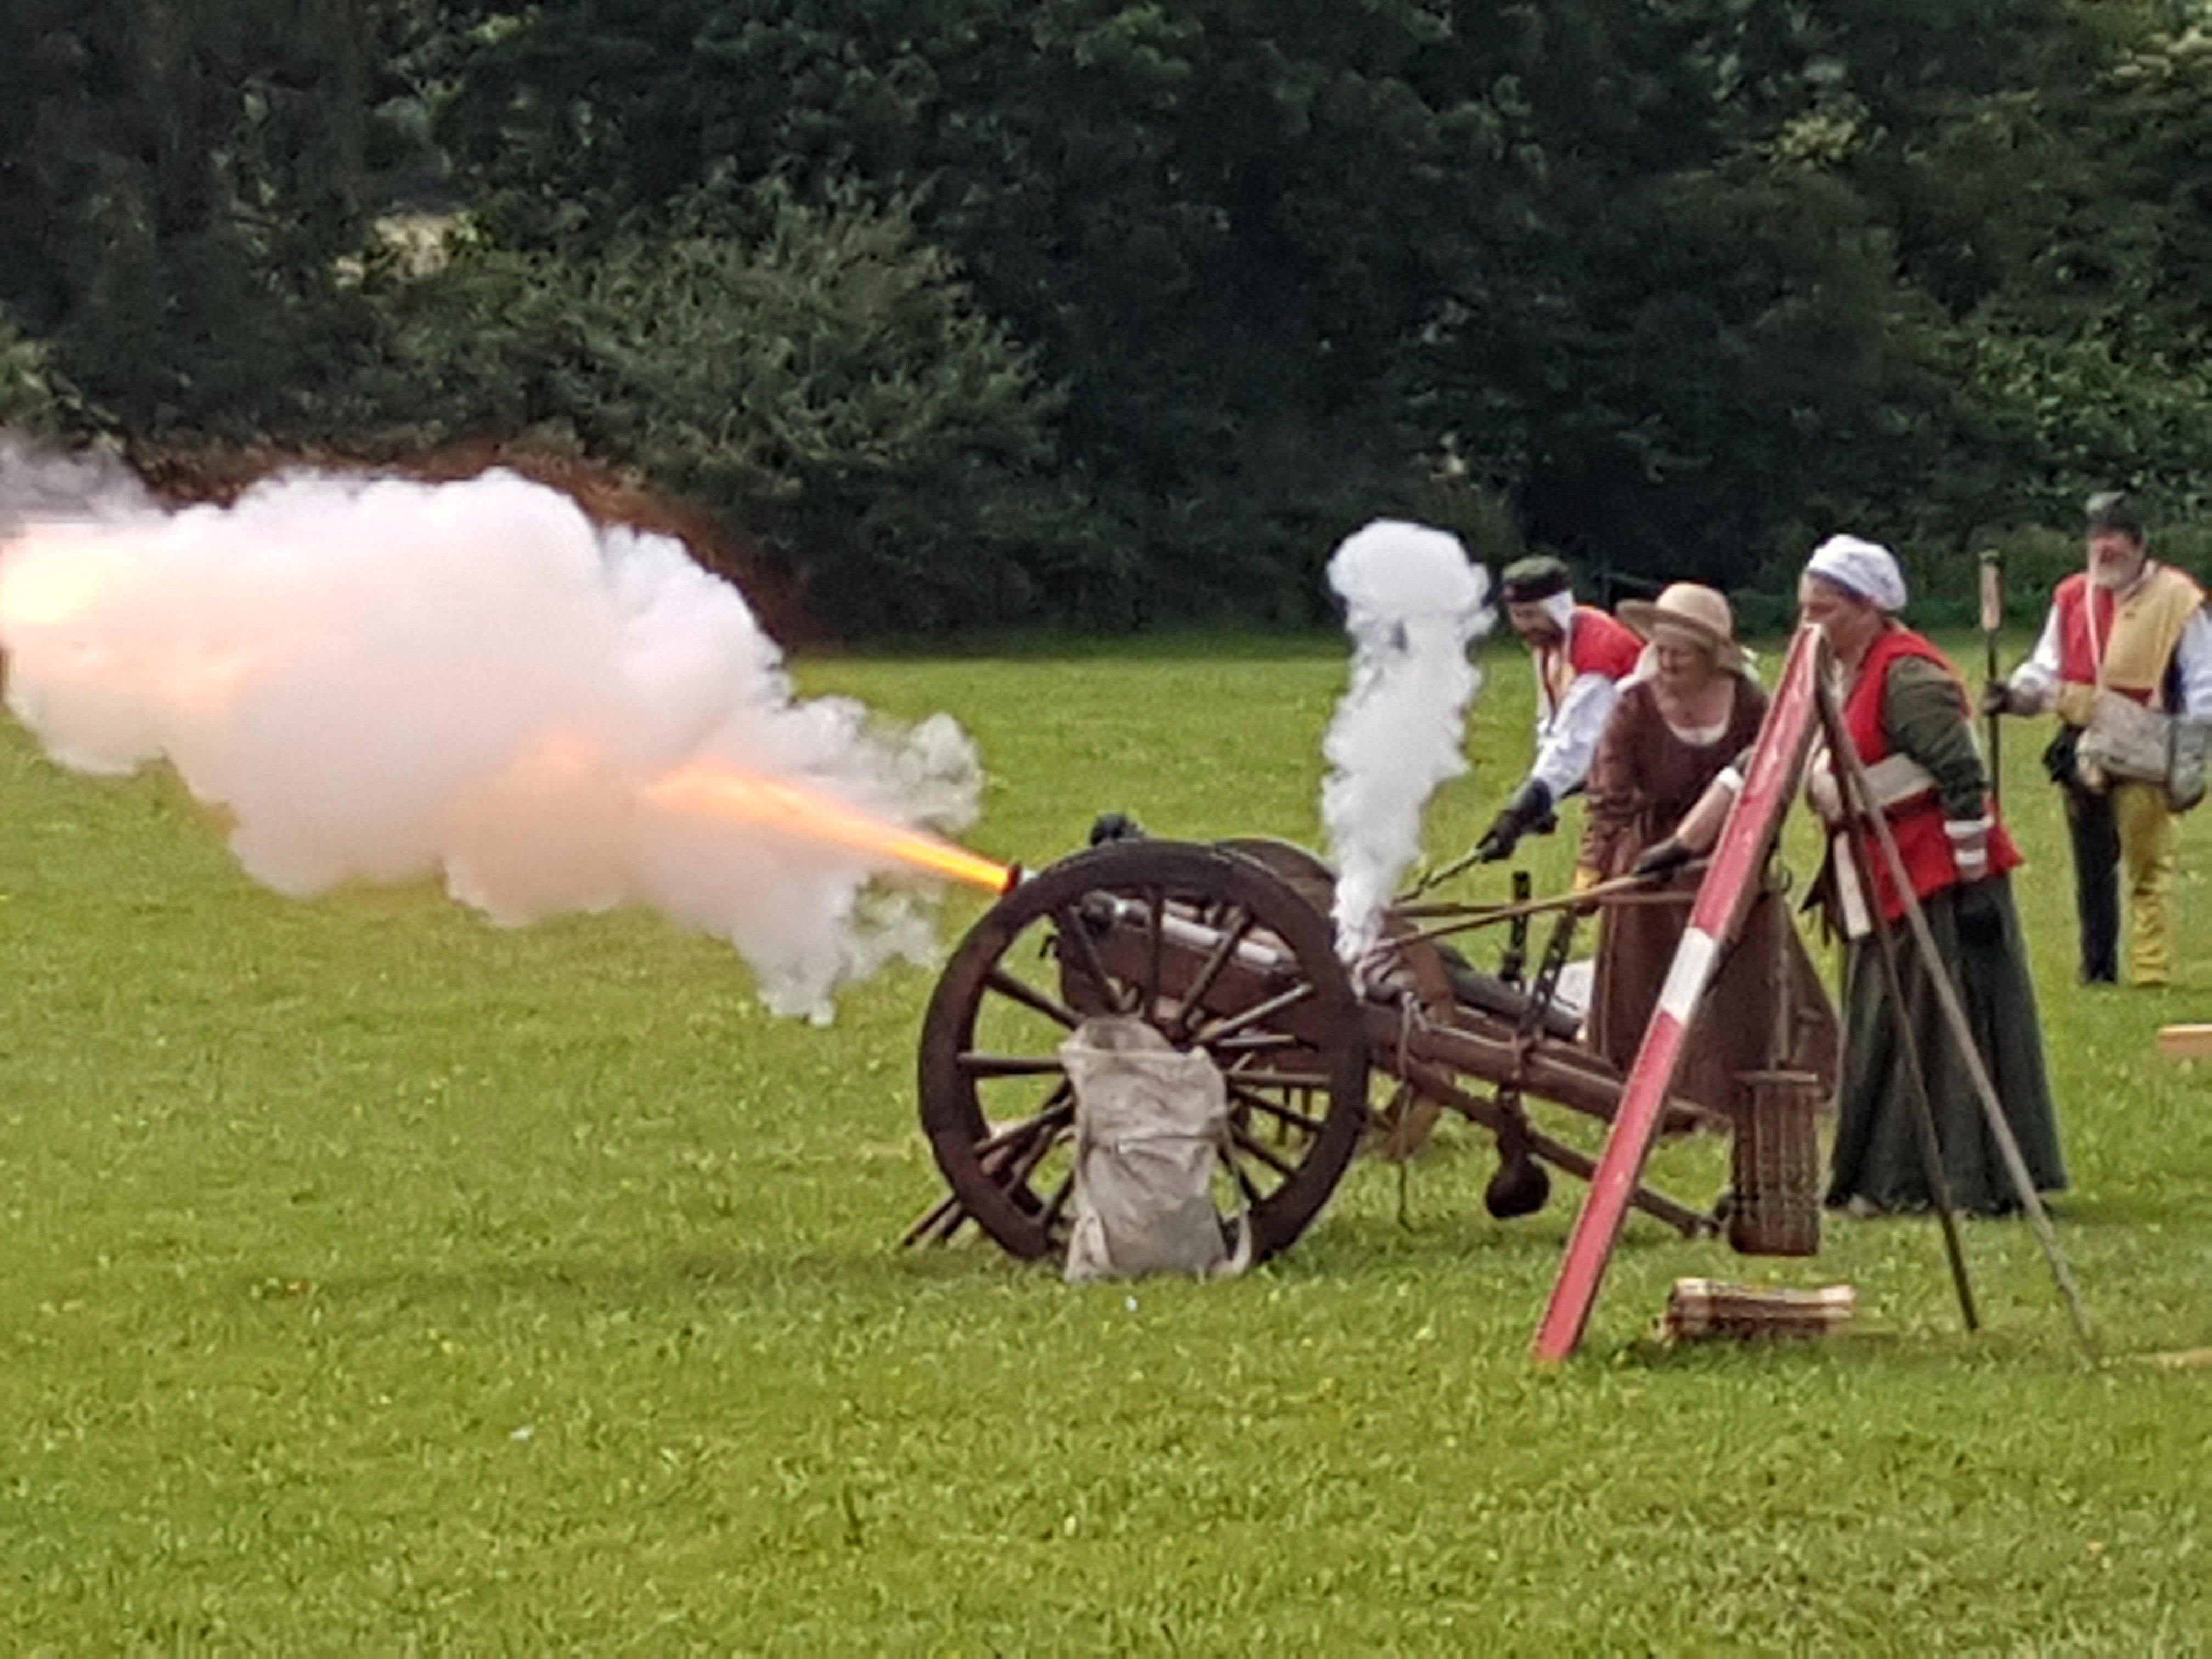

left=1533, top=625, right=1825, bottom=1362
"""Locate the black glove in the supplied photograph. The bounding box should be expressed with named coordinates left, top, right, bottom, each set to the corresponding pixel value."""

left=2042, top=726, right=2084, bottom=789
left=1630, top=837, right=1693, bottom=882
left=1979, top=681, right=2017, bottom=718
left=1953, top=878, right=2005, bottom=947
left=1475, top=778, right=1554, bottom=863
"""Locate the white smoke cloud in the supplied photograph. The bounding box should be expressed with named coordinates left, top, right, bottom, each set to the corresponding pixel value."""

left=0, top=449, right=985, bottom=1022
left=1320, top=519, right=1491, bottom=971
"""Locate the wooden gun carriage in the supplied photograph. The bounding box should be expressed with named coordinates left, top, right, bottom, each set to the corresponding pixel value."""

left=906, top=834, right=1823, bottom=1264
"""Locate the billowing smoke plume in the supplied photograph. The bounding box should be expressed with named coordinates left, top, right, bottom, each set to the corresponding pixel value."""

left=1320, top=520, right=1491, bottom=970
left=0, top=444, right=985, bottom=1022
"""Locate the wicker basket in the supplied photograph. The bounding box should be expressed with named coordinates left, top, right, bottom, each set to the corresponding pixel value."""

left=1726, top=1070, right=1825, bottom=1256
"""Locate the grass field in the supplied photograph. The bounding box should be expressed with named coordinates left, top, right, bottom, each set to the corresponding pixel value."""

left=3, top=627, right=2208, bottom=1651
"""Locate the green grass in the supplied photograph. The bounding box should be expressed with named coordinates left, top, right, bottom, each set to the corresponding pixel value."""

left=3, top=629, right=2208, bottom=1651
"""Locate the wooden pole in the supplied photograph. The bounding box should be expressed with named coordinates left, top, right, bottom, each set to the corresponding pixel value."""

left=1979, top=550, right=2005, bottom=809
left=1815, top=664, right=2095, bottom=1350
left=1813, top=678, right=1979, bottom=1332
left=1532, top=625, right=1824, bottom=1361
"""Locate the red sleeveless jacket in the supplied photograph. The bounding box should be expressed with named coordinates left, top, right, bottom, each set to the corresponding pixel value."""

left=1568, top=607, right=1642, bottom=679
left=1846, top=626, right=2021, bottom=921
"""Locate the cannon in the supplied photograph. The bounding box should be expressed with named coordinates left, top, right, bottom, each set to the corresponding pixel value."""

left=903, top=832, right=1806, bottom=1265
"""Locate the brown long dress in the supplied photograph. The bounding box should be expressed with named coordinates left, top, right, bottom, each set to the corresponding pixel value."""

left=1578, top=676, right=1838, bottom=1114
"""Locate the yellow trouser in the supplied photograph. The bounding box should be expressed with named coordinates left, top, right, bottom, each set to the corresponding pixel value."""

left=2113, top=780, right=2178, bottom=985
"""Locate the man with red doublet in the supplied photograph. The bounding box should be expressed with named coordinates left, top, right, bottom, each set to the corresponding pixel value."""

left=1799, top=535, right=2065, bottom=1217
left=1988, top=491, right=2212, bottom=986
left=1472, top=554, right=1642, bottom=863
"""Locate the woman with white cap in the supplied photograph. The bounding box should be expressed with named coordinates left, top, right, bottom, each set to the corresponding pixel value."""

left=1575, top=583, right=1838, bottom=1114
left=1798, top=535, right=2066, bottom=1216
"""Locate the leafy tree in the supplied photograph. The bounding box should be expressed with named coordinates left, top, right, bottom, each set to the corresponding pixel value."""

left=0, top=0, right=398, bottom=435
left=11, top=0, right=2212, bottom=631
left=342, top=183, right=1093, bottom=634
left=0, top=307, right=74, bottom=435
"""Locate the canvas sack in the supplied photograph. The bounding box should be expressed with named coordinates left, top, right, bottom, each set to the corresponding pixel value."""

left=1061, top=1016, right=1251, bottom=1283
left=2076, top=688, right=2210, bottom=811
left=2168, top=717, right=2210, bottom=812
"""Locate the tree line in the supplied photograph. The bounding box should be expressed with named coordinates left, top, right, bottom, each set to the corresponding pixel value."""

left=4, top=1, right=2211, bottom=636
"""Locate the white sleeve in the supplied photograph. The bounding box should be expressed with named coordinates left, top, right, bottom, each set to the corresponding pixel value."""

left=1530, top=672, right=1620, bottom=799
left=2176, top=606, right=2212, bottom=719
left=2006, top=605, right=2064, bottom=713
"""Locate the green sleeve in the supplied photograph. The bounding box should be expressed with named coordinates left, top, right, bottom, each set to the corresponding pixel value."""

left=1881, top=656, right=1988, bottom=816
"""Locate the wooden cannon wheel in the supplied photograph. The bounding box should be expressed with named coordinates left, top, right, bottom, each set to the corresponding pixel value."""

left=916, top=839, right=1370, bottom=1262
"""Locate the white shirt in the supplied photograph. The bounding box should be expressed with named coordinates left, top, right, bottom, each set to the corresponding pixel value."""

left=1527, top=610, right=1623, bottom=799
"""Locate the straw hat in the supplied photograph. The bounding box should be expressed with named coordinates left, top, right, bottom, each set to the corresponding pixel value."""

left=1617, top=582, right=1753, bottom=675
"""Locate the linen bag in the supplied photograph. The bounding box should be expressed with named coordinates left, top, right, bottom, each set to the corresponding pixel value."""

left=1060, top=1016, right=1251, bottom=1282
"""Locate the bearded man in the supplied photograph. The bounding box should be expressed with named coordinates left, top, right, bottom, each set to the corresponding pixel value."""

left=1472, top=555, right=1643, bottom=863
left=1987, top=492, right=2212, bottom=986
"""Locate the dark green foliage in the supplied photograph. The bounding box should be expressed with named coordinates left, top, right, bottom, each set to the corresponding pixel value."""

left=340, top=187, right=1093, bottom=635
left=0, top=0, right=407, bottom=436
left=0, top=309, right=76, bottom=436
left=9, top=1, right=2212, bottom=633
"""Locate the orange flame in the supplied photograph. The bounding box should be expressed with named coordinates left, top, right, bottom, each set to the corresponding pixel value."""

left=645, top=759, right=1011, bottom=891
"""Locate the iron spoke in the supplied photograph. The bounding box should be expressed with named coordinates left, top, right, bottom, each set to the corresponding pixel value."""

left=1220, top=1065, right=1331, bottom=1091
left=1142, top=884, right=1165, bottom=1024
left=974, top=1090, right=1074, bottom=1160
left=1229, top=1123, right=1299, bottom=1180
left=1194, top=979, right=1317, bottom=1045
left=984, top=966, right=1081, bottom=1030
left=1037, top=1170, right=1077, bottom=1237
left=1226, top=1082, right=1328, bottom=1137
left=958, top=1053, right=1069, bottom=1079
left=1054, top=902, right=1135, bottom=1012
left=1207, top=1031, right=1306, bottom=1054
left=1168, top=905, right=1253, bottom=1038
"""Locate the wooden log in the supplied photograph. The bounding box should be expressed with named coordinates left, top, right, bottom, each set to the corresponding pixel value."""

left=2154, top=1024, right=2212, bottom=1060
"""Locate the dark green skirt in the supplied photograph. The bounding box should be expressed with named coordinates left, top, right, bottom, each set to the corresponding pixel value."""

left=1827, top=877, right=2067, bottom=1215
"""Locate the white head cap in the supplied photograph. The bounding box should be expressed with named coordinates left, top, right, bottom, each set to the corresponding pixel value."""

left=1805, top=534, right=1908, bottom=613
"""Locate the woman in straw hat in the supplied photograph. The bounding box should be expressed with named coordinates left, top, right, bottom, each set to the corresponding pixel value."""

left=1576, top=583, right=1838, bottom=1115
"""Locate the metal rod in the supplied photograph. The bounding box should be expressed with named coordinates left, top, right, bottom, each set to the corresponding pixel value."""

left=1391, top=868, right=1694, bottom=926
left=1501, top=869, right=1532, bottom=987
left=1401, top=842, right=1488, bottom=898
left=1092, top=894, right=1293, bottom=975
